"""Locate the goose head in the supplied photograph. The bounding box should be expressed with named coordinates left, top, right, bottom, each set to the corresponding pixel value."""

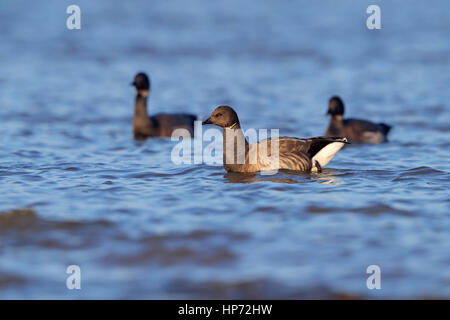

left=131, top=72, right=151, bottom=95
left=327, top=96, right=345, bottom=116
left=202, top=105, right=240, bottom=128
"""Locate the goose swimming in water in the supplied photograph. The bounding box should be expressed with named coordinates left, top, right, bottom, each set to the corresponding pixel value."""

left=325, top=96, right=392, bottom=144
left=131, top=72, right=197, bottom=140
left=202, top=106, right=348, bottom=173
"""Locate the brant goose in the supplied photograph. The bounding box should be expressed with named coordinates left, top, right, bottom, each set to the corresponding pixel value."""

left=325, top=96, right=392, bottom=144
left=202, top=106, right=348, bottom=173
left=131, top=72, right=196, bottom=140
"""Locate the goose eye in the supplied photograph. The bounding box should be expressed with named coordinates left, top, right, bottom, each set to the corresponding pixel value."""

left=215, top=113, right=222, bottom=117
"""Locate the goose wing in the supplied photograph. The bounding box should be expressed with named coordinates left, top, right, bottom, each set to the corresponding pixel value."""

left=276, top=136, right=348, bottom=158
left=152, top=113, right=197, bottom=136
left=153, top=113, right=196, bottom=127
left=344, top=119, right=391, bottom=143
left=344, top=119, right=382, bottom=133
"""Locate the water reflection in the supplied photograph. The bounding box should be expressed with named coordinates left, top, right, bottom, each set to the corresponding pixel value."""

left=309, top=168, right=343, bottom=185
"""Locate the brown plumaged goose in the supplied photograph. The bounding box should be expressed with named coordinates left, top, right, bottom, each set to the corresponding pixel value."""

left=131, top=72, right=196, bottom=140
left=325, top=96, right=392, bottom=144
left=202, top=106, right=349, bottom=173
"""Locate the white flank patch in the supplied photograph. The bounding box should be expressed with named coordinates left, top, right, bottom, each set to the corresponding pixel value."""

left=311, top=142, right=345, bottom=169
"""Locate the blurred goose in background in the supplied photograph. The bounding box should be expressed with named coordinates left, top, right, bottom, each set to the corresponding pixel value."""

left=202, top=106, right=348, bottom=173
left=325, top=96, right=392, bottom=144
left=131, top=72, right=196, bottom=140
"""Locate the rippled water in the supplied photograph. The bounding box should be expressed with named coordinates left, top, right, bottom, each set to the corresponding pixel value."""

left=1, top=0, right=449, bottom=299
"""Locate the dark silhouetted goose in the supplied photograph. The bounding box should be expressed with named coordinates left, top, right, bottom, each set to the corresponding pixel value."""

left=131, top=72, right=196, bottom=140
left=325, top=96, right=392, bottom=144
left=202, top=106, right=348, bottom=173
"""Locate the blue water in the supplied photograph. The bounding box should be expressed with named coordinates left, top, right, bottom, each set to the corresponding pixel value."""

left=0, top=0, right=449, bottom=299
